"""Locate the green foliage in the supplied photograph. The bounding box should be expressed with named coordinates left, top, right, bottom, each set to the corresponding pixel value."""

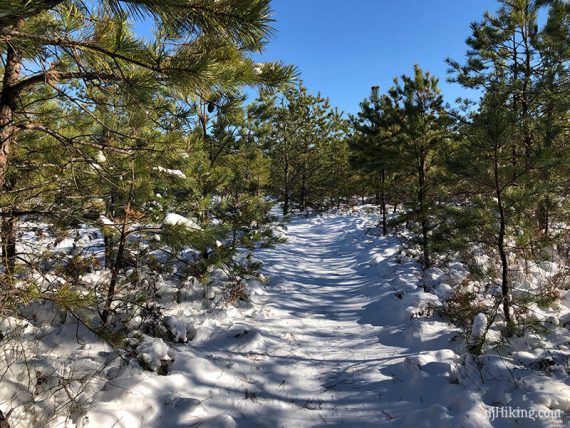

left=442, top=0, right=570, bottom=337
left=0, top=0, right=568, bottom=356
left=0, top=0, right=296, bottom=329
left=350, top=66, right=451, bottom=264
left=253, top=83, right=353, bottom=214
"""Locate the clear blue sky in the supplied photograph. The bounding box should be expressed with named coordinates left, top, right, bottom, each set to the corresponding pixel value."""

left=254, top=0, right=500, bottom=114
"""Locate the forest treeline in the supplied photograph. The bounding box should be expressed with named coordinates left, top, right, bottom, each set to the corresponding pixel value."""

left=0, top=0, right=569, bottom=350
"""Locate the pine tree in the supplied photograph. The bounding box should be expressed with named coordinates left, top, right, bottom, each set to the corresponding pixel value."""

left=386, top=65, right=450, bottom=267
left=447, top=0, right=570, bottom=236
left=255, top=84, right=349, bottom=214
left=350, top=86, right=399, bottom=235
left=447, top=91, right=541, bottom=336
left=0, top=83, right=75, bottom=276
left=319, top=112, right=353, bottom=210
left=0, top=0, right=293, bottom=185
left=533, top=0, right=570, bottom=236
left=0, top=0, right=295, bottom=277
left=445, top=0, right=570, bottom=335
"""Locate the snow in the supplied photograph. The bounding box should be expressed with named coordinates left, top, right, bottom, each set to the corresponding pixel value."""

left=75, top=213, right=468, bottom=427
left=254, top=62, right=265, bottom=75
left=135, top=336, right=174, bottom=371
left=95, top=151, right=106, bottom=163
left=3, top=212, right=569, bottom=427
left=163, top=213, right=201, bottom=230
left=472, top=313, right=488, bottom=339
left=163, top=315, right=189, bottom=343
left=98, top=214, right=114, bottom=226
left=153, top=166, right=187, bottom=179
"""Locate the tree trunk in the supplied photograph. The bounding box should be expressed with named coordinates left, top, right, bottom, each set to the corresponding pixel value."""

left=497, top=199, right=513, bottom=336
left=101, top=204, right=129, bottom=324
left=283, top=187, right=289, bottom=216
left=380, top=168, right=387, bottom=236
left=494, top=146, right=514, bottom=336
left=299, top=164, right=307, bottom=212
left=282, top=158, right=290, bottom=215
left=103, top=196, right=116, bottom=269
left=0, top=35, right=22, bottom=278
left=418, top=156, right=430, bottom=268
left=536, top=197, right=550, bottom=237
left=1, top=214, right=17, bottom=276
left=1, top=176, right=17, bottom=276
left=0, top=41, right=21, bottom=190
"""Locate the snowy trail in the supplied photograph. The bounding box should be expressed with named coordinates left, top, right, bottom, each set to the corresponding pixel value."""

left=86, top=213, right=482, bottom=428
left=252, top=214, right=414, bottom=426
left=238, top=213, right=466, bottom=427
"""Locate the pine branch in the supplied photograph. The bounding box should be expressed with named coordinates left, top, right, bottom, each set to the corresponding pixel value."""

left=0, top=0, right=64, bottom=29
left=0, top=30, right=161, bottom=73
left=12, top=70, right=121, bottom=92
left=15, top=122, right=131, bottom=153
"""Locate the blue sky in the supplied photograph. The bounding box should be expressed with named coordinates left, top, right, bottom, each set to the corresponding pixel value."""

left=253, top=0, right=500, bottom=114
left=132, top=0, right=501, bottom=113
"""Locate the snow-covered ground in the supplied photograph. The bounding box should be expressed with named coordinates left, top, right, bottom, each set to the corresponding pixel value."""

left=83, top=212, right=470, bottom=427
left=3, top=211, right=569, bottom=427
left=81, top=212, right=563, bottom=427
